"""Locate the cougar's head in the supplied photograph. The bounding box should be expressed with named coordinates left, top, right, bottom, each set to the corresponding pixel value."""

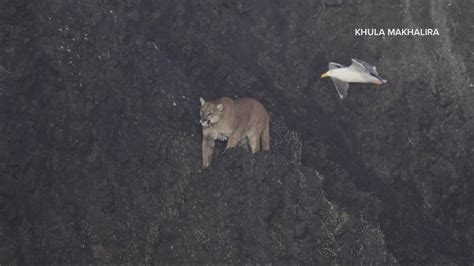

left=199, top=97, right=224, bottom=127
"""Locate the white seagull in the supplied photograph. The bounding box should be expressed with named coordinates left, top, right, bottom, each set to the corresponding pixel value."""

left=321, top=59, right=387, bottom=99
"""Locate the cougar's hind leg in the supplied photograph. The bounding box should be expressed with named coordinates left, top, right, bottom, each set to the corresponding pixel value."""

left=261, top=122, right=270, bottom=151
left=249, top=131, right=261, bottom=154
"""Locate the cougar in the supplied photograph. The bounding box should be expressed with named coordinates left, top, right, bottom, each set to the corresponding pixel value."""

left=199, top=96, right=270, bottom=169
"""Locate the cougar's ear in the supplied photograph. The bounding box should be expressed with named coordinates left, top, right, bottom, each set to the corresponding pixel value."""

left=217, top=103, right=224, bottom=112
left=199, top=97, right=206, bottom=106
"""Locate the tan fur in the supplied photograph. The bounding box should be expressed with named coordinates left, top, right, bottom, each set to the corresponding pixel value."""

left=200, top=96, right=270, bottom=169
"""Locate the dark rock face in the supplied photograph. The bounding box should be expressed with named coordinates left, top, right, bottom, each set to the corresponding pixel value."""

left=156, top=149, right=394, bottom=264
left=1, top=0, right=472, bottom=264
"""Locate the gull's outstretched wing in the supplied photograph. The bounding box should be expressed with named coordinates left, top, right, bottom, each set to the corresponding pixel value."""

left=331, top=77, right=349, bottom=99
left=351, top=58, right=387, bottom=83
left=349, top=58, right=372, bottom=73
left=329, top=62, right=345, bottom=70
left=327, top=62, right=349, bottom=99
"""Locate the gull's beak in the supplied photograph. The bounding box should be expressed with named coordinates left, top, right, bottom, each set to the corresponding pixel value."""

left=321, top=72, right=329, bottom=78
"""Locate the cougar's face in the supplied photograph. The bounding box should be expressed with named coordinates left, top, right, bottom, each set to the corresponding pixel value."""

left=200, top=103, right=224, bottom=127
